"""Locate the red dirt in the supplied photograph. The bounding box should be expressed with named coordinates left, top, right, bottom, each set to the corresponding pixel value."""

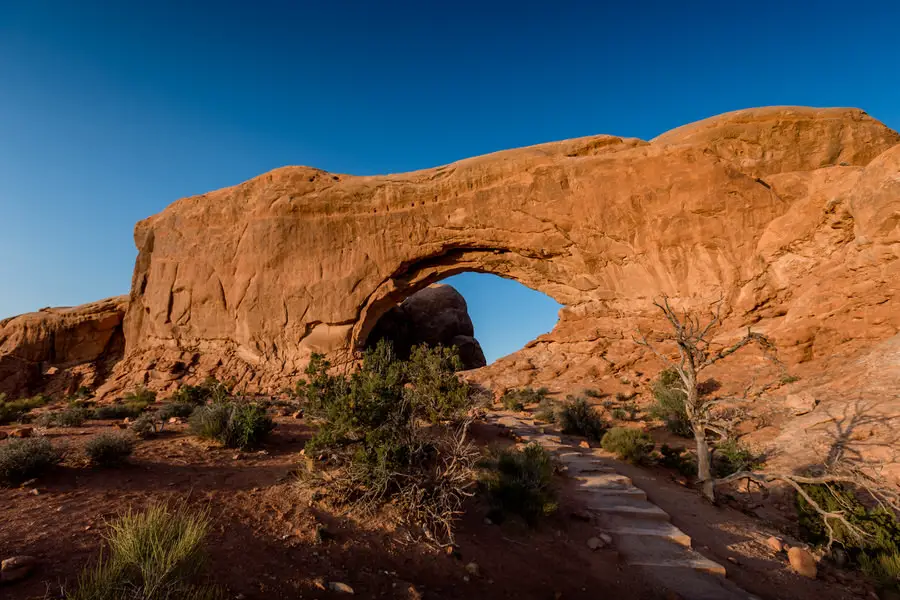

left=1, top=416, right=659, bottom=600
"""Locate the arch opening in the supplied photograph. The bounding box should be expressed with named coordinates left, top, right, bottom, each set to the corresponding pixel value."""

left=361, top=271, right=563, bottom=370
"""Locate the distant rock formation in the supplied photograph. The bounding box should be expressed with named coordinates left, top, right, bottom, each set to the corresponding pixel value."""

left=0, top=296, right=127, bottom=397
left=365, top=283, right=486, bottom=369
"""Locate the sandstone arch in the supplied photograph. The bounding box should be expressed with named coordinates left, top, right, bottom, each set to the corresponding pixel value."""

left=107, top=106, right=899, bottom=398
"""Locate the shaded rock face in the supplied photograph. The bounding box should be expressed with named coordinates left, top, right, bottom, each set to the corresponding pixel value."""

left=0, top=296, right=127, bottom=398
left=365, top=284, right=487, bottom=369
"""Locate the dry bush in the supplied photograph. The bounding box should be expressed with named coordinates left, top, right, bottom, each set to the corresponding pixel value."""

left=0, top=437, right=63, bottom=486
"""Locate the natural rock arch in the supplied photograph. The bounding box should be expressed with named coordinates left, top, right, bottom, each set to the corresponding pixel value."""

left=101, top=106, right=899, bottom=401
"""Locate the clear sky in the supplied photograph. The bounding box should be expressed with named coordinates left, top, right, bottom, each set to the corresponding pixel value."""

left=1, top=1, right=898, bottom=362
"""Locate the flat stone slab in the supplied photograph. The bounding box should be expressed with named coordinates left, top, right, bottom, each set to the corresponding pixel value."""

left=574, top=486, right=648, bottom=500
left=583, top=496, right=670, bottom=521
left=599, top=521, right=692, bottom=548
left=628, top=557, right=727, bottom=577
left=571, top=472, right=635, bottom=489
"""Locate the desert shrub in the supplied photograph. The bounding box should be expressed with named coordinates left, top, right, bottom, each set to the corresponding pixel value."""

left=92, top=401, right=148, bottom=421
left=0, top=394, right=49, bottom=424
left=189, top=402, right=273, bottom=449
left=130, top=413, right=164, bottom=439
left=611, top=408, right=627, bottom=420
left=37, top=406, right=92, bottom=428
left=123, top=384, right=156, bottom=406
left=712, top=438, right=762, bottom=477
left=601, top=427, right=654, bottom=463
left=0, top=437, right=63, bottom=485
left=170, top=378, right=232, bottom=407
left=499, top=387, right=548, bottom=411
left=158, top=401, right=196, bottom=421
left=73, top=386, right=94, bottom=400
left=534, top=398, right=557, bottom=423
left=860, top=552, right=900, bottom=590
left=583, top=388, right=605, bottom=399
left=67, top=504, right=221, bottom=600
left=558, top=396, right=607, bottom=440
left=797, top=483, right=900, bottom=591
left=85, top=433, right=135, bottom=466
left=483, top=443, right=557, bottom=525
left=649, top=368, right=692, bottom=437
left=298, top=341, right=477, bottom=544
left=658, top=444, right=696, bottom=477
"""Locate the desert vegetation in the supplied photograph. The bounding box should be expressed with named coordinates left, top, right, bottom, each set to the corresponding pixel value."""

left=85, top=432, right=135, bottom=467
left=482, top=442, right=558, bottom=525
left=601, top=427, right=654, bottom=464
left=0, top=437, right=63, bottom=486
left=557, top=396, right=607, bottom=440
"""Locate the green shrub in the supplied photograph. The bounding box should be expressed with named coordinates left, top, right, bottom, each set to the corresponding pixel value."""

left=189, top=403, right=273, bottom=449
left=0, top=394, right=49, bottom=424
left=92, top=402, right=148, bottom=421
left=583, top=388, right=605, bottom=399
left=611, top=408, right=627, bottom=420
left=484, top=443, right=557, bottom=525
left=85, top=433, right=135, bottom=466
left=649, top=369, right=692, bottom=437
left=158, top=401, right=196, bottom=421
left=0, top=437, right=63, bottom=485
left=534, top=398, right=557, bottom=423
left=860, top=552, right=900, bottom=590
left=123, top=384, right=156, bottom=406
left=797, top=483, right=900, bottom=591
left=169, top=378, right=231, bottom=406
left=558, top=396, right=607, bottom=440
left=659, top=444, right=696, bottom=477
left=601, top=427, right=654, bottom=463
left=298, top=341, right=477, bottom=544
left=37, top=406, right=92, bottom=428
left=130, top=413, right=164, bottom=439
left=67, top=504, right=221, bottom=600
left=499, top=387, right=548, bottom=411
left=712, top=438, right=761, bottom=477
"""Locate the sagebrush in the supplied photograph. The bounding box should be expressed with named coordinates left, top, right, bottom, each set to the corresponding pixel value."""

left=189, top=402, right=273, bottom=449
left=500, top=387, right=548, bottom=411
left=85, top=433, right=135, bottom=466
left=0, top=437, right=62, bottom=486
left=649, top=368, right=691, bottom=437
left=0, top=394, right=49, bottom=424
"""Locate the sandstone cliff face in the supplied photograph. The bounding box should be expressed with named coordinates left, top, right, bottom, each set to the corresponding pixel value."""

left=366, top=283, right=486, bottom=369
left=114, top=107, right=899, bottom=396
left=0, top=296, right=128, bottom=397
left=2, top=106, right=899, bottom=475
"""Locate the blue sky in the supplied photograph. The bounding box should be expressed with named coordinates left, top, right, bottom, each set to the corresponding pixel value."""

left=1, top=1, right=898, bottom=362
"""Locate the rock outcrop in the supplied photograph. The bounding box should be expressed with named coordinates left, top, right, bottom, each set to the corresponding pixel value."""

left=0, top=296, right=127, bottom=397
left=365, top=283, right=486, bottom=369
left=2, top=106, right=900, bottom=478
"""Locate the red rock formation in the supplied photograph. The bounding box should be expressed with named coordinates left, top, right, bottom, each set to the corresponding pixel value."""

left=2, top=106, right=899, bottom=477
left=0, top=296, right=127, bottom=397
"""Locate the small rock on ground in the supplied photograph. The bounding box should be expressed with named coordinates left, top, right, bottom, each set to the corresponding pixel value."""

left=465, top=562, right=480, bottom=577
left=766, top=536, right=785, bottom=553
left=10, top=427, right=33, bottom=438
left=328, top=581, right=354, bottom=594
left=587, top=537, right=603, bottom=550
left=1, top=556, right=37, bottom=583
left=788, top=547, right=817, bottom=578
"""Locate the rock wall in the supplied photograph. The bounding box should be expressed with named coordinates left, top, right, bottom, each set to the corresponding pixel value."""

left=109, top=106, right=898, bottom=399
left=0, top=296, right=128, bottom=398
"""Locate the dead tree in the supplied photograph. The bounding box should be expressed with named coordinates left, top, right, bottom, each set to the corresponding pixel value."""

left=635, top=296, right=777, bottom=502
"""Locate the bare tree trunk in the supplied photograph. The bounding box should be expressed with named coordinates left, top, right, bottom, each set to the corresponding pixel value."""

left=694, top=426, right=716, bottom=503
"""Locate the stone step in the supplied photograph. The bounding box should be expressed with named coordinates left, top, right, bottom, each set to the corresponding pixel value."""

left=583, top=496, right=670, bottom=521
left=574, top=486, right=648, bottom=500
left=628, top=556, right=727, bottom=577
left=571, top=472, right=635, bottom=490
left=598, top=520, right=692, bottom=548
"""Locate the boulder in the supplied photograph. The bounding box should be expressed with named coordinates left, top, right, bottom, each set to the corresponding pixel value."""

left=788, top=547, right=817, bottom=578
left=9, top=427, right=33, bottom=439
left=766, top=536, right=785, bottom=553
left=365, top=284, right=487, bottom=369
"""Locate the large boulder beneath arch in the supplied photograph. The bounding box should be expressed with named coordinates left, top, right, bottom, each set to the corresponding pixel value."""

left=365, top=283, right=487, bottom=369
left=0, top=296, right=128, bottom=398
